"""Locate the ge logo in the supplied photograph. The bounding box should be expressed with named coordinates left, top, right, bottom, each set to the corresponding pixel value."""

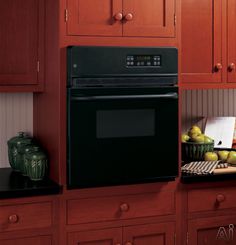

left=216, top=224, right=234, bottom=242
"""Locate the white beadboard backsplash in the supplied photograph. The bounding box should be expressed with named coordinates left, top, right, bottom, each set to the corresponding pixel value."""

left=0, top=93, right=33, bottom=168
left=182, top=89, right=236, bottom=133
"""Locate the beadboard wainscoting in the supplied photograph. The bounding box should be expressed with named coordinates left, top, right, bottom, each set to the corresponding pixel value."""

left=182, top=89, right=236, bottom=133
left=0, top=93, right=33, bottom=168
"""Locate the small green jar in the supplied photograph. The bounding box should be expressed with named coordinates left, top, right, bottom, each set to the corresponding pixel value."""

left=7, top=132, right=32, bottom=171
left=25, top=147, right=48, bottom=181
left=20, top=144, right=37, bottom=176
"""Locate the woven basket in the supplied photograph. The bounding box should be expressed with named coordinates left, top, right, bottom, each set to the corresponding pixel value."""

left=182, top=141, right=214, bottom=162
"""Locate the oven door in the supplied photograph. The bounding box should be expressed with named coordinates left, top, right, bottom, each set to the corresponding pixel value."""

left=67, top=87, right=179, bottom=188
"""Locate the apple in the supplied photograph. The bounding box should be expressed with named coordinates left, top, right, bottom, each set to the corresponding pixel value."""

left=204, top=135, right=214, bottom=144
left=204, top=152, right=218, bottom=161
left=218, top=150, right=230, bottom=162
left=191, top=134, right=205, bottom=143
left=181, top=134, right=190, bottom=143
left=227, top=151, right=236, bottom=165
left=188, top=125, right=202, bottom=137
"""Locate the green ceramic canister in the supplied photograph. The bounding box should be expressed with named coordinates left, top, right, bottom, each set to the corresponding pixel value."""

left=20, top=144, right=37, bottom=176
left=14, top=135, right=33, bottom=172
left=25, top=147, right=48, bottom=181
left=7, top=132, right=32, bottom=171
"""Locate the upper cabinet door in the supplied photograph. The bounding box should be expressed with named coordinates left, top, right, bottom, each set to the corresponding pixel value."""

left=0, top=0, right=42, bottom=86
left=227, top=0, right=236, bottom=83
left=123, top=0, right=176, bottom=37
left=181, top=0, right=222, bottom=84
left=67, top=0, right=123, bottom=36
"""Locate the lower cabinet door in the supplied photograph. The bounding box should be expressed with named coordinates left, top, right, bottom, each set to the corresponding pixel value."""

left=188, top=215, right=236, bottom=245
left=0, top=236, right=52, bottom=245
left=123, top=222, right=175, bottom=245
left=68, top=228, right=122, bottom=245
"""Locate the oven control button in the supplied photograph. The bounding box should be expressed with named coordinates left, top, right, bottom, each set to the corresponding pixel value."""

left=130, top=62, right=134, bottom=66
left=147, top=62, right=151, bottom=66
left=127, top=62, right=130, bottom=65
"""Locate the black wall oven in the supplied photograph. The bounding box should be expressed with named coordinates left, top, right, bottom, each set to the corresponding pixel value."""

left=67, top=46, right=178, bottom=189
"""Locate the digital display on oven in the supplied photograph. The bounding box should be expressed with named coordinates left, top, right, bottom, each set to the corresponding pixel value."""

left=126, top=55, right=161, bottom=67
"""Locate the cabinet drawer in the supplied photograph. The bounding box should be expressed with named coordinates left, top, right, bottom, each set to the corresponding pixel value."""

left=188, top=187, right=236, bottom=213
left=67, top=191, right=175, bottom=225
left=0, top=202, right=52, bottom=232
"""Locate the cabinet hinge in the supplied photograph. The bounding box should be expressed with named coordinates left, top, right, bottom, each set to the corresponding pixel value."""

left=186, top=232, right=189, bottom=245
left=37, top=61, right=40, bottom=73
left=174, top=13, right=177, bottom=26
left=65, top=9, right=68, bottom=22
left=174, top=233, right=177, bottom=245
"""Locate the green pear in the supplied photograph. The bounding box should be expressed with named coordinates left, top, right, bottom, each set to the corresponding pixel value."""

left=181, top=133, right=190, bottom=143
left=227, top=151, right=236, bottom=165
left=191, top=134, right=205, bottom=143
left=218, top=151, right=229, bottom=162
left=204, top=152, right=218, bottom=161
left=204, top=135, right=214, bottom=144
left=188, top=125, right=202, bottom=137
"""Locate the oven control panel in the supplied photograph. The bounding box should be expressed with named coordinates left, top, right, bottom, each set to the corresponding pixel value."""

left=126, top=55, right=161, bottom=67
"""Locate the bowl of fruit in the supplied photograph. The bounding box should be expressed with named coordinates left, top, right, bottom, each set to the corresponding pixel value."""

left=182, top=125, right=214, bottom=161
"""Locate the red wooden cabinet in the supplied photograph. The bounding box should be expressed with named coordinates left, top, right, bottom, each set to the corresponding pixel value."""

left=123, top=0, right=175, bottom=37
left=181, top=0, right=222, bottom=84
left=66, top=0, right=122, bottom=36
left=0, top=0, right=44, bottom=91
left=181, top=0, right=236, bottom=87
left=68, top=228, right=122, bottom=245
left=0, top=236, right=52, bottom=245
left=0, top=197, right=58, bottom=245
left=66, top=0, right=176, bottom=37
left=68, top=222, right=175, bottom=245
left=123, top=222, right=176, bottom=245
left=188, top=216, right=236, bottom=245
left=227, top=0, right=236, bottom=83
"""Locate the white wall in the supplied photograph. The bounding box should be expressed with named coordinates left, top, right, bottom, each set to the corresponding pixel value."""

left=0, top=93, right=33, bottom=167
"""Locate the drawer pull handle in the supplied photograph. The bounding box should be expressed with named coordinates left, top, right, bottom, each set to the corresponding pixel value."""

left=8, top=214, right=19, bottom=224
left=114, top=13, right=123, bottom=21
left=125, top=242, right=132, bottom=245
left=216, top=194, right=225, bottom=203
left=214, top=63, right=222, bottom=72
left=124, top=13, right=133, bottom=21
left=120, top=203, right=129, bottom=212
left=228, top=63, right=236, bottom=72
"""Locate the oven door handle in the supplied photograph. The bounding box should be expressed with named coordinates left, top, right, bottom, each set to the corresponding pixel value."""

left=71, top=93, right=178, bottom=101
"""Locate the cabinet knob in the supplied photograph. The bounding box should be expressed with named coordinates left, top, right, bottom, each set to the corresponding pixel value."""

left=124, top=13, right=133, bottom=21
left=120, top=203, right=129, bottom=212
left=228, top=63, right=236, bottom=72
left=125, top=242, right=133, bottom=245
left=214, top=63, right=222, bottom=72
left=8, top=214, right=19, bottom=224
left=114, top=13, right=123, bottom=21
left=216, top=194, right=225, bottom=203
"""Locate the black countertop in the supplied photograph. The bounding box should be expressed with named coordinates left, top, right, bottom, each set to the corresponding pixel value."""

left=181, top=173, right=236, bottom=183
left=0, top=168, right=61, bottom=199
